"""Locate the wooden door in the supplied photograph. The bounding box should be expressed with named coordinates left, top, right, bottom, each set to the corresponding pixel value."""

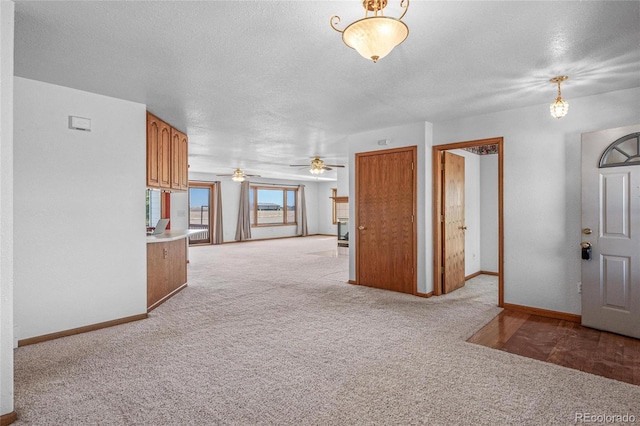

left=146, top=113, right=160, bottom=187
left=356, top=146, right=416, bottom=294
left=442, top=151, right=465, bottom=294
left=581, top=125, right=640, bottom=339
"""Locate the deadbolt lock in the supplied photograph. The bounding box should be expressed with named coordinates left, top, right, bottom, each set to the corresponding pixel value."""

left=583, top=228, right=592, bottom=235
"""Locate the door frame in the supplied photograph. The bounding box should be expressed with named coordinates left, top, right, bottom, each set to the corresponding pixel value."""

left=355, top=145, right=418, bottom=295
left=432, top=137, right=504, bottom=306
left=188, top=181, right=216, bottom=246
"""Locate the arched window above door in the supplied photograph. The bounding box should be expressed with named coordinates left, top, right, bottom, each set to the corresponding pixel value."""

left=599, top=132, right=640, bottom=168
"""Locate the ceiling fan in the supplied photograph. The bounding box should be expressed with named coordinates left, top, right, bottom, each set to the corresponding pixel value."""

left=217, top=168, right=260, bottom=182
left=290, top=157, right=345, bottom=175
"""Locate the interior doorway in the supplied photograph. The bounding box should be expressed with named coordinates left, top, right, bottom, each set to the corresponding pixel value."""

left=432, top=137, right=504, bottom=306
left=188, top=181, right=216, bottom=245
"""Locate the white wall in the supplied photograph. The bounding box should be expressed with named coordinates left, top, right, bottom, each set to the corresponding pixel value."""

left=434, top=87, right=640, bottom=315
left=14, top=77, right=147, bottom=341
left=336, top=166, right=349, bottom=196
left=0, top=1, right=14, bottom=418
left=347, top=122, right=431, bottom=294
left=480, top=154, right=498, bottom=272
left=189, top=172, right=329, bottom=242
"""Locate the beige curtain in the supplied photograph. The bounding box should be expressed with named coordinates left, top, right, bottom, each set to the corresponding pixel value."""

left=297, top=184, right=308, bottom=237
left=235, top=180, right=252, bottom=241
left=213, top=181, right=224, bottom=244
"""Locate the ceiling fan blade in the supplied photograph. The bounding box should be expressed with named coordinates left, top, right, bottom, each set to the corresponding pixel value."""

left=289, top=164, right=310, bottom=167
left=324, top=164, right=345, bottom=168
left=323, top=166, right=333, bottom=171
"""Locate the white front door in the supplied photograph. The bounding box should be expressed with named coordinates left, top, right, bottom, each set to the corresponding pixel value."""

left=581, top=124, right=640, bottom=339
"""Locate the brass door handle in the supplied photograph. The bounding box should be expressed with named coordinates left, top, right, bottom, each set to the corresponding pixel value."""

left=358, top=225, right=366, bottom=231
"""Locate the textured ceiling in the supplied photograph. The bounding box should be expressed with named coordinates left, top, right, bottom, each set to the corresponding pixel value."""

left=13, top=1, right=640, bottom=181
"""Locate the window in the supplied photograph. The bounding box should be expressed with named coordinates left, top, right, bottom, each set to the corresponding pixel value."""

left=146, top=189, right=162, bottom=227
left=249, top=186, right=297, bottom=226
left=599, top=132, right=640, bottom=168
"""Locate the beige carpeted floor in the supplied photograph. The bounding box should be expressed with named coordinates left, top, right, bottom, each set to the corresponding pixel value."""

left=13, top=236, right=640, bottom=425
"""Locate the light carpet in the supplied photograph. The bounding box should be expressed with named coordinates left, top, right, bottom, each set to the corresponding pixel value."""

left=13, top=236, right=640, bottom=425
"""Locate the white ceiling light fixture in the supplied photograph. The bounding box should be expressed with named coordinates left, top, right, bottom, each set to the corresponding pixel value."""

left=331, top=0, right=409, bottom=63
left=549, top=75, right=569, bottom=119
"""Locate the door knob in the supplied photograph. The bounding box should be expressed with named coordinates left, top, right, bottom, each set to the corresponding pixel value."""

left=358, top=225, right=366, bottom=231
left=459, top=226, right=467, bottom=230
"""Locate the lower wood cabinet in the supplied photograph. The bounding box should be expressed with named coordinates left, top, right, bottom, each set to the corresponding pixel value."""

left=147, top=238, right=187, bottom=311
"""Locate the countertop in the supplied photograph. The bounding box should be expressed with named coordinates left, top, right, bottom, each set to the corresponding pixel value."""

left=146, top=229, right=207, bottom=244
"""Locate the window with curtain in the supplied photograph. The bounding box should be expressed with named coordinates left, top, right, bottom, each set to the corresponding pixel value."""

left=249, top=186, right=298, bottom=226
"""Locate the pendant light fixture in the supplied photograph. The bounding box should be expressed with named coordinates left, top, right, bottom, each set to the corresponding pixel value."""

left=331, top=0, right=409, bottom=63
left=549, top=75, right=569, bottom=119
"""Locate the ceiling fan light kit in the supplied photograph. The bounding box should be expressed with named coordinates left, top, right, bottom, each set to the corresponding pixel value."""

left=310, top=157, right=326, bottom=174
left=231, top=170, right=245, bottom=182
left=217, top=168, right=260, bottom=182
left=331, top=0, right=409, bottom=63
left=290, top=157, right=345, bottom=175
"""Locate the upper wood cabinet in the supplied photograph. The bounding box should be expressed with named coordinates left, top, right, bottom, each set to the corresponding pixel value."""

left=159, top=120, right=172, bottom=189
left=171, top=128, right=188, bottom=191
left=147, top=112, right=188, bottom=191
left=146, top=113, right=161, bottom=187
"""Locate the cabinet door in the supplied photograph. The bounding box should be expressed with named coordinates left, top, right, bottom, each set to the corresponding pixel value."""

left=167, top=238, right=187, bottom=292
left=147, top=242, right=170, bottom=308
left=170, top=129, right=181, bottom=189
left=170, top=128, right=189, bottom=191
left=179, top=131, right=189, bottom=190
left=146, top=113, right=160, bottom=187
left=158, top=121, right=172, bottom=189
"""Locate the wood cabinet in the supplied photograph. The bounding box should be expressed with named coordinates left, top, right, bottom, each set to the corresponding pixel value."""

left=171, top=128, right=189, bottom=191
left=147, top=238, right=187, bottom=311
left=146, top=113, right=160, bottom=187
left=146, top=112, right=188, bottom=191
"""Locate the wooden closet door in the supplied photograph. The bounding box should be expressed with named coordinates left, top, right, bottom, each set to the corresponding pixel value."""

left=356, top=146, right=416, bottom=294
